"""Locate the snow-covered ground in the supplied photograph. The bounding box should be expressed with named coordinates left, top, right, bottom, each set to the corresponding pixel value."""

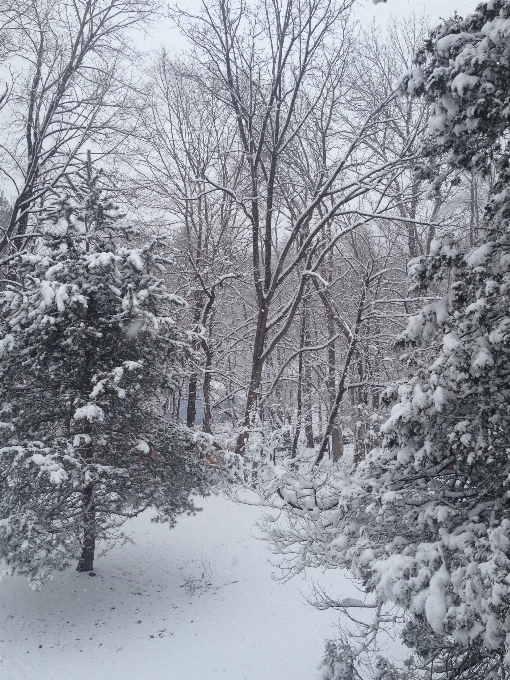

left=0, top=493, right=367, bottom=680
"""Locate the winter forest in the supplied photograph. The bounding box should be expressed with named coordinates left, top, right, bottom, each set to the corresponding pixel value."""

left=3, top=0, right=510, bottom=678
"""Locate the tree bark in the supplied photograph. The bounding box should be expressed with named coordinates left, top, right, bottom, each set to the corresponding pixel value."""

left=315, top=279, right=368, bottom=466
left=77, top=341, right=96, bottom=572
left=234, top=307, right=267, bottom=454
left=291, top=317, right=305, bottom=458
left=302, top=296, right=315, bottom=449
left=331, top=424, right=343, bottom=464
left=202, top=341, right=213, bottom=434
left=4, top=192, right=31, bottom=253
left=320, top=262, right=344, bottom=462
left=186, top=373, right=198, bottom=427
left=186, top=294, right=203, bottom=427
left=77, top=485, right=95, bottom=572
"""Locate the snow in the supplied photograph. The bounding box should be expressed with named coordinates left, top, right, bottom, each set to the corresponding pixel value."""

left=424, top=565, right=450, bottom=635
left=55, top=284, right=69, bottom=312
left=126, top=250, right=144, bottom=271
left=86, top=252, right=117, bottom=269
left=433, top=385, right=446, bottom=411
left=45, top=263, right=63, bottom=280
left=30, top=453, right=68, bottom=485
left=465, top=242, right=493, bottom=268
left=135, top=439, right=150, bottom=453
left=481, top=17, right=510, bottom=47
left=436, top=33, right=470, bottom=56
left=471, top=345, right=494, bottom=374
left=451, top=73, right=479, bottom=96
left=443, top=332, right=459, bottom=354
left=0, top=494, right=352, bottom=680
left=39, top=281, right=55, bottom=308
left=73, top=404, right=105, bottom=422
left=0, top=334, right=14, bottom=354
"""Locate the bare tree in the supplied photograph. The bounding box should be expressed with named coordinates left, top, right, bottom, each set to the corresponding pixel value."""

left=0, top=0, right=153, bottom=261
left=171, top=0, right=420, bottom=454
left=0, top=1, right=28, bottom=110
left=125, top=54, right=250, bottom=430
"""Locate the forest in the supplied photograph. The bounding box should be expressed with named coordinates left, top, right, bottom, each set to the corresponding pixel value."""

left=0, top=0, right=509, bottom=678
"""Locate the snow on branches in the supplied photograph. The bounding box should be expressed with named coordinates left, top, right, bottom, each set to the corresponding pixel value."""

left=264, top=3, right=510, bottom=678
left=0, top=157, right=209, bottom=587
left=401, top=1, right=510, bottom=173
left=266, top=205, right=510, bottom=676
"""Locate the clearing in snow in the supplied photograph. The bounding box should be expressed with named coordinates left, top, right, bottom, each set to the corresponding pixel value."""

left=0, top=494, right=362, bottom=680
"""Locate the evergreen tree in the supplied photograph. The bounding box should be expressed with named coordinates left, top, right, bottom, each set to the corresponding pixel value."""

left=268, top=3, right=510, bottom=677
left=0, top=155, right=209, bottom=587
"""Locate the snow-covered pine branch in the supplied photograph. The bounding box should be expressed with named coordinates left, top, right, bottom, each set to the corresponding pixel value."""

left=264, top=4, right=510, bottom=678
left=0, top=155, right=209, bottom=587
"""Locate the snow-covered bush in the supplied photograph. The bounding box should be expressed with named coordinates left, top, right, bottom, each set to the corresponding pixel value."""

left=0, top=156, right=209, bottom=587
left=318, top=639, right=417, bottom=680
left=318, top=640, right=357, bottom=680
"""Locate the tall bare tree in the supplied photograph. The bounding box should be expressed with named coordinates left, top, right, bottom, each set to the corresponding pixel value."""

left=0, top=0, right=153, bottom=262
left=126, top=54, right=249, bottom=430
left=172, top=0, right=420, bottom=454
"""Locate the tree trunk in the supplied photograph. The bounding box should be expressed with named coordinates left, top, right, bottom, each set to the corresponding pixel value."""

left=469, top=171, right=479, bottom=247
left=235, top=307, right=267, bottom=454
left=202, top=344, right=213, bottom=434
left=291, top=345, right=304, bottom=459
left=186, top=295, right=203, bottom=427
left=302, top=296, right=315, bottom=449
left=315, top=281, right=367, bottom=466
left=235, top=356, right=264, bottom=454
left=2, top=192, right=30, bottom=256
left=331, top=424, right=343, bottom=463
left=325, top=266, right=343, bottom=462
left=78, top=344, right=96, bottom=573
left=186, top=373, right=198, bottom=427
left=77, top=485, right=95, bottom=573
left=406, top=179, right=419, bottom=259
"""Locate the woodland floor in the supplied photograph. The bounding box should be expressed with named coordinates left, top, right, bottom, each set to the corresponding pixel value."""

left=0, top=492, right=397, bottom=680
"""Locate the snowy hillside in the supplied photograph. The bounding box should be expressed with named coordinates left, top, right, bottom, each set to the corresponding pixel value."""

left=0, top=494, right=355, bottom=680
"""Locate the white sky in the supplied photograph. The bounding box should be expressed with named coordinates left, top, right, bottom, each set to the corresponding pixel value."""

left=356, top=0, right=480, bottom=24
left=140, top=0, right=482, bottom=56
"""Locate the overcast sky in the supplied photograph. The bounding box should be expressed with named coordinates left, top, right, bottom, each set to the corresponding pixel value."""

left=357, top=0, right=480, bottom=24
left=141, top=0, right=482, bottom=56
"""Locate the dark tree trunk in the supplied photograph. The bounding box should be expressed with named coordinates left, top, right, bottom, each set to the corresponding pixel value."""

left=469, top=171, right=479, bottom=247
left=202, top=343, right=213, bottom=434
left=406, top=179, right=420, bottom=259
left=302, top=296, right=315, bottom=449
left=315, top=282, right=367, bottom=466
left=291, top=351, right=304, bottom=459
left=186, top=373, right=198, bottom=427
left=324, top=265, right=343, bottom=462
left=1, top=193, right=30, bottom=256
left=235, top=306, right=267, bottom=455
left=331, top=424, right=343, bottom=463
left=186, top=295, right=203, bottom=427
left=235, top=356, right=264, bottom=454
left=291, top=302, right=308, bottom=458
left=77, top=485, right=95, bottom=572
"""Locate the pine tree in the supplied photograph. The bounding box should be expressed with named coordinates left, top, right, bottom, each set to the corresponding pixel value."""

left=267, top=3, right=510, bottom=677
left=0, top=155, right=209, bottom=587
